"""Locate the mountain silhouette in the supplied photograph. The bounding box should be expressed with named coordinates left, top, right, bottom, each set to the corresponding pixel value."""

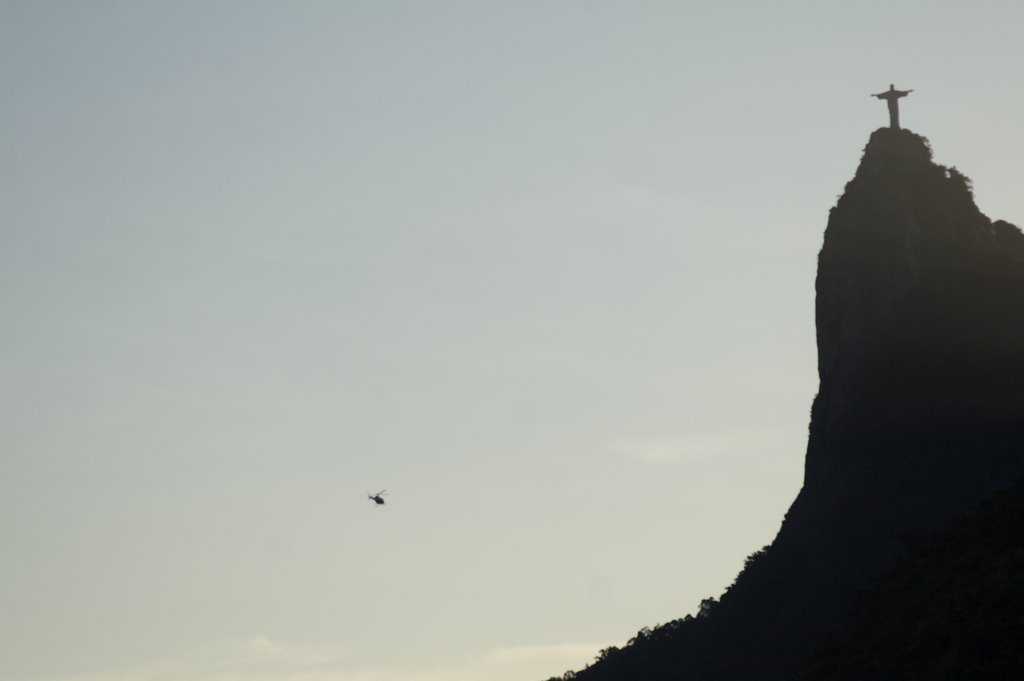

left=546, top=128, right=1024, bottom=681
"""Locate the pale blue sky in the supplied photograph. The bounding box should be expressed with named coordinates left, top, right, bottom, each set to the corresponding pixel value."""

left=3, top=2, right=1023, bottom=680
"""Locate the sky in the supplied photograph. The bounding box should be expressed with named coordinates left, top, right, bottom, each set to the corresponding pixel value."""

left=3, top=2, right=1023, bottom=680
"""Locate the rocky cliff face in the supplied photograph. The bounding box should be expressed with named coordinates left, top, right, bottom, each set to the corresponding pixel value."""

left=764, top=126, right=1024, bottom=679
left=808, top=127, right=1024, bottom=490
left=551, top=129, right=1024, bottom=681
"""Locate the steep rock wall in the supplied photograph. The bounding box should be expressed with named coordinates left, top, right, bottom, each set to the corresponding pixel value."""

left=555, top=129, right=1024, bottom=681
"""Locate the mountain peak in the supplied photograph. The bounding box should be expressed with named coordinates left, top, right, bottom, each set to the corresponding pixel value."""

left=862, top=125, right=933, bottom=161
left=828, top=127, right=991, bottom=254
left=815, top=128, right=1014, bottom=389
left=549, top=129, right=1024, bottom=681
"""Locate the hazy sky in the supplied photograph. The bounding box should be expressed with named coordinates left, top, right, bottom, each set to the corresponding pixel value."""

left=3, top=2, right=1023, bottom=680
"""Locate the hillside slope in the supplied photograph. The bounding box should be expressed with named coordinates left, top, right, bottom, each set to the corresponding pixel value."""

left=799, top=474, right=1024, bottom=680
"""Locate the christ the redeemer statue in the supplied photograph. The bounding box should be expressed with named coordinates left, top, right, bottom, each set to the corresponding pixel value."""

left=873, top=84, right=913, bottom=129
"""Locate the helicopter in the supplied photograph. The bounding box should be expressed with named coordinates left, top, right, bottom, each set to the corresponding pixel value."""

left=367, top=490, right=387, bottom=505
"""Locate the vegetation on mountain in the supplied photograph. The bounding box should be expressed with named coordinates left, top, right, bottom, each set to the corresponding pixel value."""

left=800, top=475, right=1024, bottom=680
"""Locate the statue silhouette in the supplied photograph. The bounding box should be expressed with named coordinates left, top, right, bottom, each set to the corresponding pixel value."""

left=873, top=84, right=913, bottom=129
